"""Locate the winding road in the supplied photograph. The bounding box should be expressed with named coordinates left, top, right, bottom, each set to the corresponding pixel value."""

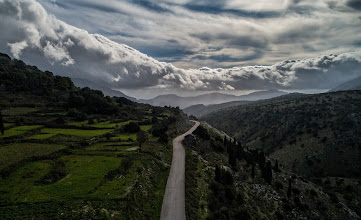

left=160, top=120, right=200, bottom=220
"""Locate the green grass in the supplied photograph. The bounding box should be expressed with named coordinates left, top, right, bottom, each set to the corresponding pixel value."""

left=0, top=125, right=42, bottom=138
left=0, top=160, right=52, bottom=204
left=109, top=125, right=154, bottom=141
left=140, top=125, right=152, bottom=132
left=0, top=143, right=66, bottom=170
left=86, top=142, right=135, bottom=151
left=2, top=107, right=38, bottom=116
left=27, top=133, right=57, bottom=140
left=4, top=123, right=14, bottom=128
left=68, top=120, right=137, bottom=129
left=0, top=155, right=122, bottom=203
left=40, top=128, right=112, bottom=137
left=110, top=133, right=136, bottom=141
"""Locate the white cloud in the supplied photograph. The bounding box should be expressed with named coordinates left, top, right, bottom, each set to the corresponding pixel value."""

left=8, top=41, right=28, bottom=58
left=0, top=0, right=360, bottom=94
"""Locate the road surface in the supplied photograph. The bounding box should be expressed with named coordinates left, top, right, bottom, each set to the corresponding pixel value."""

left=160, top=120, right=200, bottom=220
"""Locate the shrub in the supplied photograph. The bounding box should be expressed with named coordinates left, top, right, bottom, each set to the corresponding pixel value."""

left=193, top=126, right=210, bottom=140
left=124, top=122, right=140, bottom=133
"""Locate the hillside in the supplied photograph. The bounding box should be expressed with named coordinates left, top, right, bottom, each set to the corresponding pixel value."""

left=203, top=91, right=361, bottom=179
left=142, top=90, right=288, bottom=109
left=183, top=122, right=361, bottom=219
left=329, top=75, right=361, bottom=92
left=0, top=53, right=192, bottom=219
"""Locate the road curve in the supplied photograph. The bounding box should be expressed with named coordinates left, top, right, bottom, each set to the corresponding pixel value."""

left=160, top=120, right=200, bottom=220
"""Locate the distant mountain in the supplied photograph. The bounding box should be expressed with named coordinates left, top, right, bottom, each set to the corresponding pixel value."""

left=329, top=75, right=361, bottom=92
left=71, top=78, right=136, bottom=101
left=183, top=101, right=251, bottom=118
left=141, top=89, right=288, bottom=109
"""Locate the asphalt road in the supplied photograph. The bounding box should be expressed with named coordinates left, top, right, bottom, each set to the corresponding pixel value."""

left=160, top=120, right=200, bottom=220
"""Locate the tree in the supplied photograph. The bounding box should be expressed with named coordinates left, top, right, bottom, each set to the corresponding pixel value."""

left=215, top=165, right=221, bottom=182
left=124, top=122, right=140, bottom=133
left=0, top=111, right=4, bottom=135
left=228, top=148, right=237, bottom=169
left=273, top=159, right=280, bottom=172
left=236, top=142, right=243, bottom=160
left=136, top=130, right=148, bottom=152
left=121, top=157, right=133, bottom=173
left=287, top=178, right=292, bottom=199
left=251, top=164, right=255, bottom=179
left=258, top=151, right=266, bottom=169
left=224, top=136, right=228, bottom=147
left=264, top=161, right=273, bottom=184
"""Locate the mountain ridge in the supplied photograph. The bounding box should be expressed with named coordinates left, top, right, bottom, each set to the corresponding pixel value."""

left=141, top=89, right=288, bottom=108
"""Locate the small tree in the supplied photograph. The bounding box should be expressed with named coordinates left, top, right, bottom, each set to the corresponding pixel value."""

left=215, top=165, right=221, bottom=182
left=264, top=161, right=273, bottom=184
left=0, top=111, right=4, bottom=135
left=251, top=164, right=255, bottom=179
left=273, top=159, right=280, bottom=172
left=136, top=130, right=148, bottom=152
left=287, top=178, right=292, bottom=199
left=228, top=147, right=237, bottom=169
left=121, top=157, right=133, bottom=173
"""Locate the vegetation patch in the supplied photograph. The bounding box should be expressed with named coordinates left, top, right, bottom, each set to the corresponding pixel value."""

left=0, top=143, right=66, bottom=170
left=41, top=128, right=112, bottom=137
left=0, top=125, right=42, bottom=138
left=27, top=133, right=57, bottom=140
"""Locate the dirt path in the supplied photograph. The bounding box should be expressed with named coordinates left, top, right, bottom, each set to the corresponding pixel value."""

left=160, top=120, right=200, bottom=220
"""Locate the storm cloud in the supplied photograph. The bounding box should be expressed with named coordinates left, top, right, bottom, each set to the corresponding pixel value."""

left=0, top=0, right=361, bottom=94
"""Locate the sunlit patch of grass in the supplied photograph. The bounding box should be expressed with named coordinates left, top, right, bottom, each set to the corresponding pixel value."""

left=0, top=143, right=66, bottom=170
left=68, top=120, right=138, bottom=129
left=0, top=125, right=42, bottom=138
left=4, top=123, right=14, bottom=128
left=40, top=128, right=112, bottom=137
left=110, top=133, right=136, bottom=141
left=140, top=125, right=152, bottom=132
left=27, top=133, right=57, bottom=140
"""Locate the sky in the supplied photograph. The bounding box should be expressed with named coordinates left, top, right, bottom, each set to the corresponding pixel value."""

left=0, top=0, right=361, bottom=99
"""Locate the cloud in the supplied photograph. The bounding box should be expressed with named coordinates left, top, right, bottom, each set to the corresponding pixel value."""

left=0, top=0, right=360, bottom=94
left=8, top=41, right=28, bottom=58
left=34, top=0, right=361, bottom=69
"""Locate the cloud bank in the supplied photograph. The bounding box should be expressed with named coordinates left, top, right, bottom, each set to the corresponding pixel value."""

left=0, top=0, right=361, bottom=93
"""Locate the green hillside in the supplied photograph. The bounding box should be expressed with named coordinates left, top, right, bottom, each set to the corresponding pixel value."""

left=0, top=53, right=192, bottom=219
left=203, top=91, right=361, bottom=179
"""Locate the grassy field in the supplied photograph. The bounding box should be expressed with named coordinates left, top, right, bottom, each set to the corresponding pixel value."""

left=1, top=107, right=38, bottom=116
left=0, top=143, right=66, bottom=170
left=85, top=142, right=135, bottom=151
left=68, top=120, right=137, bottom=128
left=27, top=133, right=57, bottom=140
left=3, top=123, right=14, bottom=128
left=40, top=128, right=113, bottom=137
left=0, top=125, right=42, bottom=138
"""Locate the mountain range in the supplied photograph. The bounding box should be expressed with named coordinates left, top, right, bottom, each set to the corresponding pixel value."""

left=140, top=89, right=288, bottom=109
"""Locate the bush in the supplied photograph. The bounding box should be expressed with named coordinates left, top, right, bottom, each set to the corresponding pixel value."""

left=39, top=159, right=66, bottom=184
left=124, top=122, right=140, bottom=133
left=193, top=126, right=210, bottom=140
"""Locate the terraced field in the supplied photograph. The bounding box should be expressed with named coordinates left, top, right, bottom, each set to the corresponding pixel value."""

left=0, top=109, right=180, bottom=219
